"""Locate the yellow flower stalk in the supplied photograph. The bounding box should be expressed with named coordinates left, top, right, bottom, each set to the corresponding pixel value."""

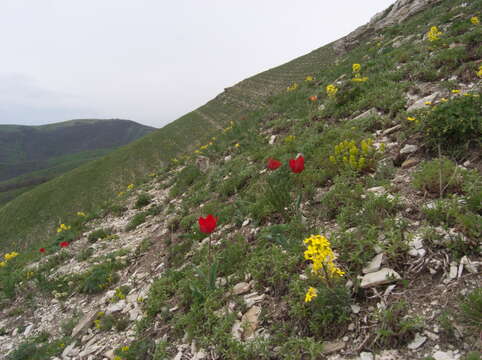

left=4, top=252, right=19, bottom=261
left=477, top=65, right=482, bottom=78
left=303, top=235, right=344, bottom=279
left=427, top=26, right=442, bottom=42
left=326, top=84, right=338, bottom=98
left=304, top=287, right=318, bottom=303
left=287, top=83, right=299, bottom=92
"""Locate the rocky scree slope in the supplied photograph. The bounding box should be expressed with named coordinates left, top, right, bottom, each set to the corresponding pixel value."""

left=0, top=0, right=481, bottom=359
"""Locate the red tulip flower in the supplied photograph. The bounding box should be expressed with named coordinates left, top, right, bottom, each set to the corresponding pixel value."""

left=39, top=248, right=46, bottom=253
left=198, top=214, right=218, bottom=234
left=59, top=241, right=69, bottom=248
left=267, top=158, right=282, bottom=170
left=289, top=155, right=305, bottom=173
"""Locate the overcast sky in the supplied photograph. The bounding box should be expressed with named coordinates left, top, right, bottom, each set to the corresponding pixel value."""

left=0, top=0, right=395, bottom=128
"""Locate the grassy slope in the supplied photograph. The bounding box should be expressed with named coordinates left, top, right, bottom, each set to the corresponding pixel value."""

left=1, top=0, right=481, bottom=357
left=0, top=43, right=336, bottom=250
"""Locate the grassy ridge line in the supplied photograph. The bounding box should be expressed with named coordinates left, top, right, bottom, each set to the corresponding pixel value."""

left=0, top=40, right=338, bottom=250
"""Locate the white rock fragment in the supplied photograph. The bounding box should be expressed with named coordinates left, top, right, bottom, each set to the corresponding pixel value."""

left=106, top=300, right=126, bottom=314
left=460, top=256, right=478, bottom=274
left=449, top=262, right=458, bottom=280
left=351, top=304, right=361, bottom=314
left=407, top=93, right=440, bottom=111
left=400, top=144, right=418, bottom=154
left=232, top=282, right=251, bottom=295
left=362, top=253, right=384, bottom=274
left=360, top=268, right=401, bottom=288
left=433, top=350, right=458, bottom=360
left=408, top=333, right=427, bottom=350
left=243, top=293, right=266, bottom=308
left=359, top=352, right=374, bottom=360
left=269, top=135, right=277, bottom=145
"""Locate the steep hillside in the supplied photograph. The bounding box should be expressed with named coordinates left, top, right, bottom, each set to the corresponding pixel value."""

left=0, top=119, right=155, bottom=206
left=0, top=0, right=481, bottom=359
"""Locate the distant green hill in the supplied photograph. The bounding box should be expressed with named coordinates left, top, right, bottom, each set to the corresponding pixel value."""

left=0, top=119, right=155, bottom=206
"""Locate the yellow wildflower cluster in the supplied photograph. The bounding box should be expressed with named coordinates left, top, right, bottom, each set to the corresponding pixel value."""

left=57, top=223, right=71, bottom=233
left=287, top=83, right=299, bottom=92
left=329, top=139, right=383, bottom=172
left=127, top=184, right=134, bottom=190
left=117, top=191, right=125, bottom=197
left=326, top=84, right=338, bottom=98
left=476, top=65, right=482, bottom=78
left=1, top=252, right=20, bottom=268
left=305, top=75, right=314, bottom=82
left=77, top=211, right=86, bottom=217
left=304, top=235, right=345, bottom=278
left=470, top=16, right=479, bottom=25
left=284, top=135, right=296, bottom=144
left=222, top=121, right=235, bottom=133
left=427, top=26, right=442, bottom=42
left=4, top=252, right=19, bottom=261
left=148, top=173, right=156, bottom=177
left=451, top=89, right=460, bottom=94
left=304, top=286, right=318, bottom=303
left=113, top=287, right=126, bottom=301
left=198, top=140, right=215, bottom=152
left=121, top=346, right=130, bottom=352
left=352, top=63, right=368, bottom=82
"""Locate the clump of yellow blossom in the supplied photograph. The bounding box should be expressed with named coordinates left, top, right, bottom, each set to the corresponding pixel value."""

left=476, top=65, right=482, bottom=78
left=284, top=135, right=296, bottom=144
left=304, top=235, right=345, bottom=279
left=57, top=223, right=71, bottom=233
left=470, top=16, right=479, bottom=25
left=329, top=139, right=383, bottom=173
left=351, top=63, right=368, bottom=82
left=427, top=26, right=442, bottom=42
left=305, top=75, right=314, bottom=82
left=234, top=143, right=240, bottom=148
left=4, top=252, right=19, bottom=261
left=440, top=98, right=448, bottom=103
left=287, top=83, right=299, bottom=92
left=117, top=191, right=125, bottom=197
left=304, top=287, right=318, bottom=303
left=0, top=261, right=6, bottom=268
left=407, top=116, right=416, bottom=122
left=451, top=89, right=460, bottom=94
left=127, top=184, right=134, bottom=190
left=121, top=346, right=130, bottom=352
left=326, top=84, right=338, bottom=98
left=77, top=211, right=86, bottom=217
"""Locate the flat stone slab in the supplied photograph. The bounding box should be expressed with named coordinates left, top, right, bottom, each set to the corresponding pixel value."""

left=72, top=310, right=98, bottom=337
left=360, top=268, right=401, bottom=288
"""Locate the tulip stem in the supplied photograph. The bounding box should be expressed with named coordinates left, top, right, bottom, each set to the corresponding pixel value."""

left=208, top=234, right=212, bottom=265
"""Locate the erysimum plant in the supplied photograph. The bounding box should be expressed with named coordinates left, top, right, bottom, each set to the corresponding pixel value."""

left=303, top=234, right=345, bottom=301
